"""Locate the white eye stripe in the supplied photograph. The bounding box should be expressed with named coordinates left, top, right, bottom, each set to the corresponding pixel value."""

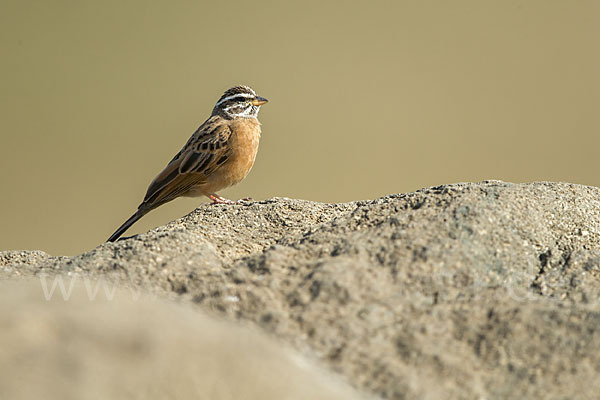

left=215, top=93, right=254, bottom=107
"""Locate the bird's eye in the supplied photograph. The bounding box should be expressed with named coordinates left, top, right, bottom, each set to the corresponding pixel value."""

left=236, top=96, right=247, bottom=103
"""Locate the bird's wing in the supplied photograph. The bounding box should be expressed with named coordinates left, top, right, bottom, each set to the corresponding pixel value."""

left=139, top=116, right=233, bottom=210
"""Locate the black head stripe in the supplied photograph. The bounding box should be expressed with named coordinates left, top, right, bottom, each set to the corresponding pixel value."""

left=216, top=86, right=256, bottom=105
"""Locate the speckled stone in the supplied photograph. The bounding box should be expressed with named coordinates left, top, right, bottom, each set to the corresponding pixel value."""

left=2, top=181, right=600, bottom=399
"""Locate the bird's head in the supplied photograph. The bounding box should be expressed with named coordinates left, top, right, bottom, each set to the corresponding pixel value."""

left=212, top=85, right=268, bottom=119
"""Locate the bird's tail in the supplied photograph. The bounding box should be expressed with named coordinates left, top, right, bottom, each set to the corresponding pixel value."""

left=107, top=209, right=149, bottom=242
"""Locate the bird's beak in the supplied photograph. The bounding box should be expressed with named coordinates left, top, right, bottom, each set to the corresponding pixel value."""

left=251, top=96, right=269, bottom=106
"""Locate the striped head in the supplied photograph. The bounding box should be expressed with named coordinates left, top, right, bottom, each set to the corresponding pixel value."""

left=212, top=85, right=268, bottom=119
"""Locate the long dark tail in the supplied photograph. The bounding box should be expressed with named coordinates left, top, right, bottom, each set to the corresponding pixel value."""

left=107, top=209, right=149, bottom=242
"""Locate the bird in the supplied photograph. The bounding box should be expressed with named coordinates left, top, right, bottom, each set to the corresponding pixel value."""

left=107, top=85, right=268, bottom=242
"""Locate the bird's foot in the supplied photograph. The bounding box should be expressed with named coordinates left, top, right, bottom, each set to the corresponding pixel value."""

left=209, top=194, right=235, bottom=204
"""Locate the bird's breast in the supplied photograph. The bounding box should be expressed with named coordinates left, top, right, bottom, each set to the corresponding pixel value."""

left=208, top=118, right=261, bottom=190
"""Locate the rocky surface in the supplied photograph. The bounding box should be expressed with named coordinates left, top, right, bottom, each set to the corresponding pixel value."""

left=0, top=279, right=366, bottom=400
left=2, top=181, right=600, bottom=399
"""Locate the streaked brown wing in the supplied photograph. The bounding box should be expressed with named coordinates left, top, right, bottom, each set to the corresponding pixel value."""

left=138, top=117, right=232, bottom=210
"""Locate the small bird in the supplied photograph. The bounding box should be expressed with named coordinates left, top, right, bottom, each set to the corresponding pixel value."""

left=107, top=85, right=268, bottom=242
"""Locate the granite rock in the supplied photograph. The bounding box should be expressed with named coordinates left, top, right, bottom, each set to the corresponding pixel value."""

left=2, top=181, right=600, bottom=399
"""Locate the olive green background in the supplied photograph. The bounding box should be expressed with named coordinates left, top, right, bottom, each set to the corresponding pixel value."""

left=1, top=0, right=598, bottom=255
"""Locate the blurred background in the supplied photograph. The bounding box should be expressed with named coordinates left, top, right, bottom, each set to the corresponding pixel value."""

left=1, top=0, right=598, bottom=255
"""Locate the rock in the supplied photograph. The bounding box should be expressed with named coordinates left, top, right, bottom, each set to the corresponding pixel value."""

left=0, top=279, right=367, bottom=400
left=2, top=181, right=600, bottom=399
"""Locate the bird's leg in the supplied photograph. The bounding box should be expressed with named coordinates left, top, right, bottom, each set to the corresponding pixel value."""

left=208, top=194, right=235, bottom=204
